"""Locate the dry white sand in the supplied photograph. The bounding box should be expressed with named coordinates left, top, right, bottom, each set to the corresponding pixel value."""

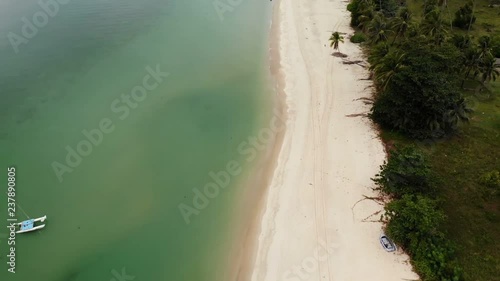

left=249, top=0, right=419, bottom=280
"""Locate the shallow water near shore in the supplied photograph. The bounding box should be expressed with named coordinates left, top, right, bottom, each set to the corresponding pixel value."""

left=0, top=1, right=273, bottom=280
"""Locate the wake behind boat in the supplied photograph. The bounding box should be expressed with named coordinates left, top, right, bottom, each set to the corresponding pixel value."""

left=16, top=215, right=47, bottom=234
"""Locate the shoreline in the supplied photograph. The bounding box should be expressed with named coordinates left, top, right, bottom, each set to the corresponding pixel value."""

left=245, top=0, right=419, bottom=280
left=224, top=2, right=288, bottom=280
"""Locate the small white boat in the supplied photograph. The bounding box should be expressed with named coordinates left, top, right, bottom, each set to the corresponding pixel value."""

left=16, top=215, right=47, bottom=234
left=380, top=234, right=397, bottom=252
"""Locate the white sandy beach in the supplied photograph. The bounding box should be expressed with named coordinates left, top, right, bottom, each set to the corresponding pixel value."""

left=249, top=0, right=419, bottom=280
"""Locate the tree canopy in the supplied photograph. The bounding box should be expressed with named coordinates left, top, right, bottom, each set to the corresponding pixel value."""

left=371, top=41, right=470, bottom=138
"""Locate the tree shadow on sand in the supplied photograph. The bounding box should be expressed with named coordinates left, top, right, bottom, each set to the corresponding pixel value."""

left=331, top=52, right=348, bottom=58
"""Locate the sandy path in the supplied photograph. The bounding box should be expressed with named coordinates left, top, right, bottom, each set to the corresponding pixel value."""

left=249, top=0, right=419, bottom=280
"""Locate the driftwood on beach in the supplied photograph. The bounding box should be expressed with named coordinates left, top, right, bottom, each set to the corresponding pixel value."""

left=342, top=60, right=367, bottom=68
left=342, top=60, right=363, bottom=65
left=332, top=52, right=367, bottom=68
left=345, top=113, right=369, bottom=117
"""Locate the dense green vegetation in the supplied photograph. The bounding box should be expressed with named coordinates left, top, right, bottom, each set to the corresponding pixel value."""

left=350, top=32, right=367, bottom=43
left=371, top=41, right=469, bottom=138
left=373, top=146, right=436, bottom=198
left=347, top=0, right=500, bottom=280
left=375, top=147, right=463, bottom=280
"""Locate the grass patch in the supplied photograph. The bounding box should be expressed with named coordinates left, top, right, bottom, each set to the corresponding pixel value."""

left=407, top=0, right=500, bottom=38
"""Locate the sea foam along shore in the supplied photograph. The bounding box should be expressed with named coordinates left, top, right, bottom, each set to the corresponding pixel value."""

left=247, top=0, right=420, bottom=280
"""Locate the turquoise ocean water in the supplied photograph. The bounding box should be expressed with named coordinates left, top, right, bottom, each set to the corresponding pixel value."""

left=0, top=0, right=274, bottom=280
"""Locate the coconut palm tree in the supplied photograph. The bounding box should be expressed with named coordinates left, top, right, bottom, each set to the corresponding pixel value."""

left=451, top=34, right=472, bottom=51
left=461, top=47, right=481, bottom=88
left=421, top=9, right=448, bottom=45
left=390, top=7, right=412, bottom=45
left=371, top=50, right=407, bottom=90
left=329, top=32, right=345, bottom=51
left=478, top=35, right=493, bottom=58
left=357, top=5, right=376, bottom=31
left=437, top=0, right=454, bottom=30
left=367, top=14, right=393, bottom=44
left=444, top=98, right=473, bottom=132
left=406, top=22, right=421, bottom=38
left=357, top=0, right=374, bottom=9
left=423, top=0, right=439, bottom=16
left=478, top=55, right=500, bottom=85
left=466, top=0, right=476, bottom=33
left=368, top=42, right=390, bottom=68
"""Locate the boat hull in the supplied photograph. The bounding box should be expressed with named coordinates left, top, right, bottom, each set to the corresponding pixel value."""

left=16, top=215, right=47, bottom=234
left=16, top=224, right=46, bottom=234
left=380, top=234, right=397, bottom=252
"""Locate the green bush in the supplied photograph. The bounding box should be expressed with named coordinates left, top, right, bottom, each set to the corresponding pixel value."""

left=385, top=195, right=445, bottom=247
left=347, top=1, right=356, bottom=12
left=373, top=146, right=435, bottom=198
left=370, top=41, right=470, bottom=139
left=413, top=239, right=463, bottom=281
left=480, top=170, right=500, bottom=189
left=375, top=146, right=463, bottom=280
left=452, top=1, right=476, bottom=29
left=384, top=195, right=463, bottom=281
left=350, top=33, right=367, bottom=43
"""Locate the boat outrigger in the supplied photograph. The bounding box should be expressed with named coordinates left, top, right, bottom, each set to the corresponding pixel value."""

left=380, top=233, right=397, bottom=252
left=16, top=215, right=47, bottom=234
